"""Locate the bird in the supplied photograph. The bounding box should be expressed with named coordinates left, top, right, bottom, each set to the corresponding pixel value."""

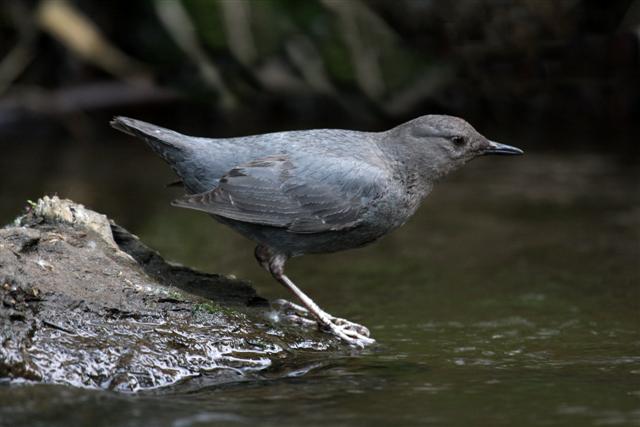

left=111, top=115, right=523, bottom=347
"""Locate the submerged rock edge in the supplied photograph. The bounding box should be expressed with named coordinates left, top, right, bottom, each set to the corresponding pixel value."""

left=0, top=196, right=336, bottom=392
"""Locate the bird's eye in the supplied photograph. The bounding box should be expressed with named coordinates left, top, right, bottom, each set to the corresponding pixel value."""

left=451, top=136, right=465, bottom=146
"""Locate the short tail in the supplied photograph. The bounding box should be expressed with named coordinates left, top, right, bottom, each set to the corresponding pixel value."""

left=110, top=116, right=191, bottom=165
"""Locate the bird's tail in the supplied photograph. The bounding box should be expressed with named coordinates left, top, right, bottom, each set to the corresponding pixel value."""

left=110, top=116, right=191, bottom=165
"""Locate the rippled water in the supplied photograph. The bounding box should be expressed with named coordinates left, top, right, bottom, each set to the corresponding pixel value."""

left=1, top=136, right=639, bottom=426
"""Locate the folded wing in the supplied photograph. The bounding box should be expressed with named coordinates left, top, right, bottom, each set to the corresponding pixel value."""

left=171, top=155, right=384, bottom=234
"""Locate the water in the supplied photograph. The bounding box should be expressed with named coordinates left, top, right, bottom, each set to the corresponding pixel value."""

left=1, top=134, right=639, bottom=426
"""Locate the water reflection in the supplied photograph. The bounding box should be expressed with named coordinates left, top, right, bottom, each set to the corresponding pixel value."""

left=0, top=138, right=638, bottom=426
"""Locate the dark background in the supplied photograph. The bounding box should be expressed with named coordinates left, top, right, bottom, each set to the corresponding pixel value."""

left=1, top=4, right=639, bottom=425
left=0, top=0, right=638, bottom=225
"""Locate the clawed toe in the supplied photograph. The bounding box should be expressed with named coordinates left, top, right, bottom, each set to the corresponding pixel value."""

left=269, top=298, right=374, bottom=347
left=271, top=299, right=315, bottom=326
left=330, top=317, right=371, bottom=337
left=323, top=320, right=375, bottom=348
left=272, top=298, right=309, bottom=316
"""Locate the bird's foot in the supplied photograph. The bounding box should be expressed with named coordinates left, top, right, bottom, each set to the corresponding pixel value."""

left=271, top=299, right=374, bottom=348
left=319, top=317, right=375, bottom=348
left=327, top=316, right=371, bottom=337
left=271, top=298, right=316, bottom=326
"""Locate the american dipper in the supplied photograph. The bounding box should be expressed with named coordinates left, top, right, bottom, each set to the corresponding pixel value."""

left=111, top=115, right=523, bottom=347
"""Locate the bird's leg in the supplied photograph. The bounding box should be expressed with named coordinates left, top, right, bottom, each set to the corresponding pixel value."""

left=273, top=266, right=375, bottom=348
left=255, top=246, right=375, bottom=348
left=272, top=298, right=370, bottom=337
left=255, top=247, right=314, bottom=324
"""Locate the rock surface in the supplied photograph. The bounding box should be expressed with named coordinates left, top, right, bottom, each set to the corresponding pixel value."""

left=0, top=196, right=337, bottom=392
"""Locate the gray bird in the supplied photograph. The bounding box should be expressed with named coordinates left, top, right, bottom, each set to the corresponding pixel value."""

left=111, top=115, right=523, bottom=347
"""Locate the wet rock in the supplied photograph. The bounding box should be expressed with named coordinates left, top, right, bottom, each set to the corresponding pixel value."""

left=0, top=196, right=337, bottom=392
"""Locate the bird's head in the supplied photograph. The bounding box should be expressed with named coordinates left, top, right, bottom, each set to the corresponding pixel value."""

left=384, top=114, right=523, bottom=183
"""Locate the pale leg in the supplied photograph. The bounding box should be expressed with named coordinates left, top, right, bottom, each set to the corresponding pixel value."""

left=256, top=246, right=375, bottom=348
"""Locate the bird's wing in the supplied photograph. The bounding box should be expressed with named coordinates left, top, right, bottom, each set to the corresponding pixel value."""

left=171, top=155, right=385, bottom=233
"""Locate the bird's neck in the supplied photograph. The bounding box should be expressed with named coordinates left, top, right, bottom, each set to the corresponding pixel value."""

left=376, top=132, right=450, bottom=199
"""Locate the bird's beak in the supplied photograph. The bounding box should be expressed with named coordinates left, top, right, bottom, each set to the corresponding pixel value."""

left=484, top=140, right=524, bottom=155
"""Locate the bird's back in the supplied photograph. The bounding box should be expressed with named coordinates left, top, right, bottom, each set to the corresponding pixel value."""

left=111, top=117, right=386, bottom=194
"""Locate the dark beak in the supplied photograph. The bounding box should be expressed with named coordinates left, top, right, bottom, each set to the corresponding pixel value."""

left=484, top=140, right=524, bottom=155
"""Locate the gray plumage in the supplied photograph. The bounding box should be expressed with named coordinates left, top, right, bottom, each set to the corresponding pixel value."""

left=111, top=115, right=523, bottom=346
